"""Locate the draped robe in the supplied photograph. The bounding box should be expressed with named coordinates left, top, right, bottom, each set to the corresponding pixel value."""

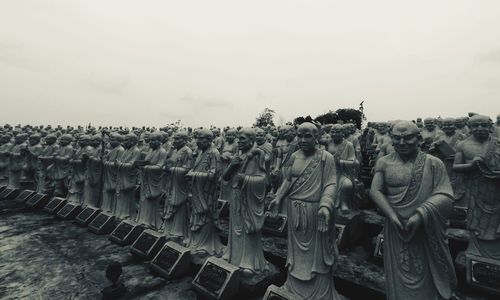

left=67, top=146, right=93, bottom=204
left=0, top=143, right=14, bottom=186
left=374, top=151, right=457, bottom=300
left=7, top=143, right=27, bottom=189
left=36, top=144, right=60, bottom=194
left=164, top=145, right=193, bottom=241
left=276, top=149, right=341, bottom=300
left=82, top=147, right=102, bottom=208
left=328, top=140, right=357, bottom=210
left=185, top=147, right=224, bottom=256
left=136, top=147, right=168, bottom=230
left=53, top=145, right=74, bottom=197
left=223, top=148, right=269, bottom=272
left=115, top=146, right=141, bottom=219
left=219, top=141, right=238, bottom=201
left=100, top=145, right=124, bottom=213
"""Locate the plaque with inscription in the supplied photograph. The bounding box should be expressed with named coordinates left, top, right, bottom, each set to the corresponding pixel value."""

left=109, top=220, right=144, bottom=246
left=74, top=207, right=101, bottom=226
left=334, top=224, right=346, bottom=246
left=263, top=212, right=287, bottom=236
left=374, top=233, right=384, bottom=259
left=56, top=203, right=82, bottom=220
left=130, top=229, right=166, bottom=260
left=25, top=193, right=49, bottom=209
left=88, top=212, right=116, bottom=234
left=0, top=188, right=20, bottom=200
left=450, top=206, right=468, bottom=229
left=263, top=284, right=301, bottom=300
left=192, top=257, right=239, bottom=300
left=466, top=254, right=500, bottom=295
left=150, top=241, right=191, bottom=279
left=15, top=190, right=36, bottom=202
left=43, top=197, right=67, bottom=214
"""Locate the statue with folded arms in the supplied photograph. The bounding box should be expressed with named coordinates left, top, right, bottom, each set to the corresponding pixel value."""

left=100, top=133, right=124, bottom=213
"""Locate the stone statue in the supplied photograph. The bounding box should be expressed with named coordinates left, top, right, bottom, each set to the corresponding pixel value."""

left=67, top=135, right=93, bottom=205
left=327, top=124, right=358, bottom=212
left=219, top=128, right=238, bottom=202
left=370, top=121, right=456, bottom=300
left=269, top=122, right=341, bottom=300
left=185, top=129, right=224, bottom=256
left=136, top=132, right=168, bottom=230
left=222, top=128, right=270, bottom=275
left=163, top=131, right=193, bottom=242
left=36, top=134, right=59, bottom=194
left=25, top=133, right=43, bottom=186
left=53, top=134, right=74, bottom=197
left=453, top=115, right=500, bottom=260
left=115, top=133, right=141, bottom=220
left=100, top=133, right=124, bottom=213
left=255, top=127, right=273, bottom=173
left=6, top=133, right=28, bottom=189
left=494, top=113, right=500, bottom=139
left=0, top=134, right=14, bottom=186
left=455, top=117, right=470, bottom=136
left=82, top=134, right=103, bottom=208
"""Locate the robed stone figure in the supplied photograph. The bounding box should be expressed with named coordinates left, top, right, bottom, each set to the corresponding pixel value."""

left=100, top=133, right=124, bottom=213
left=115, top=133, right=141, bottom=220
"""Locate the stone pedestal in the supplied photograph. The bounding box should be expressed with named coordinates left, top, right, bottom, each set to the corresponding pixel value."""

left=88, top=212, right=116, bottom=234
left=56, top=203, right=82, bottom=220
left=43, top=197, right=67, bottom=214
left=109, top=220, right=144, bottom=246
left=15, top=189, right=36, bottom=203
left=25, top=193, right=50, bottom=209
left=74, top=207, right=100, bottom=226
left=466, top=254, right=500, bottom=296
left=150, top=241, right=191, bottom=279
left=192, top=256, right=239, bottom=300
left=130, top=229, right=166, bottom=260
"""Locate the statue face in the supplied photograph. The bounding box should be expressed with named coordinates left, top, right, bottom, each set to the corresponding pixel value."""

left=331, top=128, right=344, bottom=142
left=29, top=137, right=40, bottom=146
left=15, top=135, right=27, bottom=144
left=238, top=132, right=253, bottom=152
left=255, top=130, right=266, bottom=145
left=79, top=138, right=89, bottom=148
left=470, top=118, right=492, bottom=141
left=391, top=122, right=420, bottom=157
left=173, top=135, right=186, bottom=149
left=59, top=137, right=71, bottom=146
left=441, top=121, right=456, bottom=136
left=378, top=125, right=388, bottom=134
left=123, top=136, right=137, bottom=148
left=45, top=136, right=57, bottom=145
left=297, top=127, right=316, bottom=155
left=197, top=134, right=212, bottom=151
left=109, top=137, right=121, bottom=148
left=285, top=129, right=296, bottom=142
left=225, top=132, right=236, bottom=143
left=0, top=136, right=10, bottom=144
left=454, top=119, right=464, bottom=128
left=149, top=137, right=161, bottom=149
left=424, top=120, right=436, bottom=131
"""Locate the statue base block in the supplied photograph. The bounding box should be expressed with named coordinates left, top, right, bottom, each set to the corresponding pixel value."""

left=192, top=257, right=239, bottom=300
left=262, top=212, right=287, bottom=237
left=56, top=203, right=81, bottom=220
left=130, top=229, right=166, bottom=260
left=239, top=262, right=280, bottom=295
left=263, top=284, right=301, bottom=300
left=150, top=241, right=191, bottom=279
left=25, top=193, right=50, bottom=209
left=88, top=212, right=116, bottom=234
left=74, top=207, right=101, bottom=226
left=466, top=254, right=500, bottom=295
left=43, top=197, right=67, bottom=214
left=0, top=188, right=20, bottom=200
left=15, top=189, right=36, bottom=202
left=109, top=220, right=144, bottom=246
left=450, top=206, right=468, bottom=229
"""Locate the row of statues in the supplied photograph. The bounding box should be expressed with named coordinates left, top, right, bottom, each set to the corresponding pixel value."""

left=1, top=113, right=500, bottom=299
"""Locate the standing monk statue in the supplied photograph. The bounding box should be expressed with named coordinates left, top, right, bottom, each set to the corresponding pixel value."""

left=82, top=134, right=103, bottom=208
left=67, top=135, right=93, bottom=205
left=185, top=129, right=224, bottom=256
left=136, top=132, right=168, bottom=230
left=100, top=133, right=124, bottom=213
left=53, top=134, right=74, bottom=197
left=36, top=134, right=59, bottom=194
left=269, top=122, right=341, bottom=300
left=163, top=131, right=193, bottom=242
left=6, top=133, right=29, bottom=190
left=370, top=121, right=456, bottom=300
left=222, top=128, right=270, bottom=275
left=0, top=134, right=14, bottom=186
left=115, top=133, right=141, bottom=220
left=453, top=115, right=500, bottom=260
left=219, top=128, right=238, bottom=202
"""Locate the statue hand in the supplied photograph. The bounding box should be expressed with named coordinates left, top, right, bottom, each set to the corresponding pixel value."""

left=268, top=197, right=281, bottom=217
left=317, top=207, right=330, bottom=232
left=472, top=156, right=484, bottom=164
left=404, top=213, right=422, bottom=240
left=234, top=173, right=245, bottom=187
left=389, top=213, right=404, bottom=231
left=229, top=156, right=242, bottom=167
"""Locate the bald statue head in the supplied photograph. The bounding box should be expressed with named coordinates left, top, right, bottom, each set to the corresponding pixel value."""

left=391, top=121, right=421, bottom=159
left=197, top=129, right=214, bottom=151
left=469, top=115, right=492, bottom=142
left=44, top=133, right=57, bottom=146
left=331, top=124, right=344, bottom=143
left=255, top=127, right=266, bottom=146
left=78, top=135, right=91, bottom=148
left=424, top=118, right=436, bottom=131
left=148, top=132, right=163, bottom=150
left=441, top=117, right=456, bottom=136
left=238, top=127, right=256, bottom=152
left=297, top=122, right=318, bottom=156
left=29, top=133, right=41, bottom=146
left=173, top=130, right=189, bottom=150
left=225, top=128, right=237, bottom=143
left=108, top=132, right=123, bottom=148
left=123, top=133, right=138, bottom=149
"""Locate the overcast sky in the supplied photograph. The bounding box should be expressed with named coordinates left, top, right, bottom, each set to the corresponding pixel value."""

left=0, top=0, right=499, bottom=128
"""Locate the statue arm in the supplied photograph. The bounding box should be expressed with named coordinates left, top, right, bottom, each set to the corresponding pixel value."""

left=369, top=162, right=402, bottom=226
left=452, top=149, right=473, bottom=173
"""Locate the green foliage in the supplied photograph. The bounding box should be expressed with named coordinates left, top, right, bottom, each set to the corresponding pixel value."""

left=254, top=108, right=276, bottom=128
left=293, top=108, right=364, bottom=129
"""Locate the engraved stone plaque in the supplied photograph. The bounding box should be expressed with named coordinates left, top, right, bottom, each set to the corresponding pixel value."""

left=25, top=193, right=49, bottom=209
left=466, top=254, right=500, bottom=295
left=56, top=203, right=81, bottom=220
left=263, top=212, right=287, bottom=236
left=109, top=220, right=144, bottom=246
left=150, top=241, right=190, bottom=279
left=15, top=189, right=35, bottom=202
left=43, top=197, right=66, bottom=214
left=374, top=232, right=384, bottom=259
left=130, top=229, right=166, bottom=260
left=88, top=212, right=115, bottom=234
left=74, top=207, right=100, bottom=226
left=263, top=284, right=301, bottom=300
left=192, top=257, right=239, bottom=300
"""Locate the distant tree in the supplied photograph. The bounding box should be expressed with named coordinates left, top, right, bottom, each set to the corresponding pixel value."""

left=254, top=108, right=275, bottom=128
left=294, top=107, right=363, bottom=129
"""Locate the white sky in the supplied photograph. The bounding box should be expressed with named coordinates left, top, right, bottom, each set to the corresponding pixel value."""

left=0, top=0, right=499, bottom=128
